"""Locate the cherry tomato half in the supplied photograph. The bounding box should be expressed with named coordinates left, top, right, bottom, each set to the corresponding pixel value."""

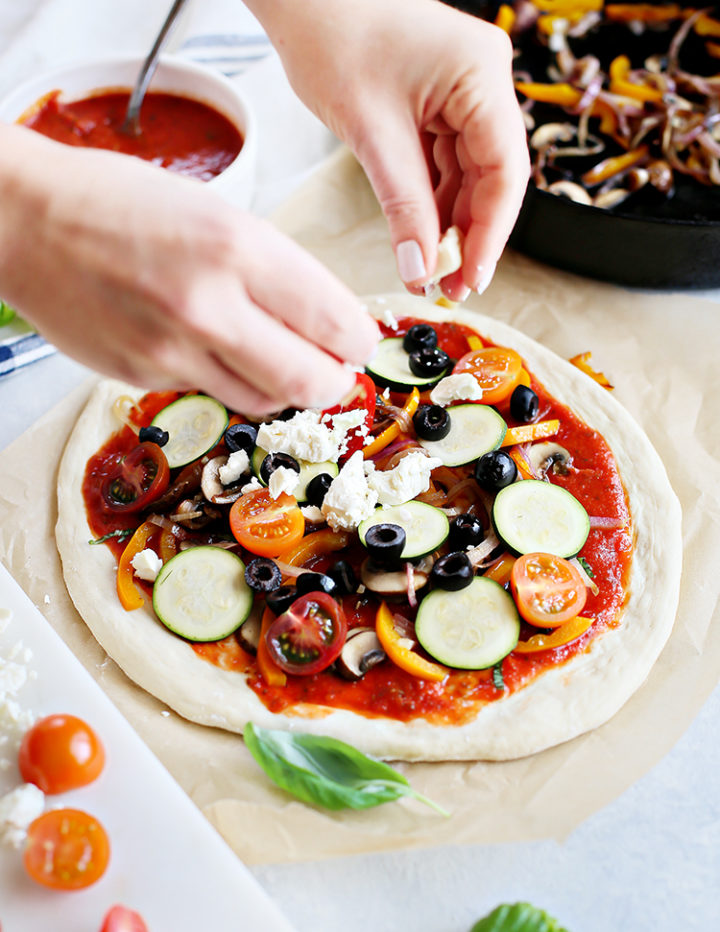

left=24, top=808, right=110, bottom=890
left=19, top=714, right=105, bottom=794
left=453, top=346, right=523, bottom=405
left=510, top=552, right=588, bottom=628
left=100, top=905, right=149, bottom=932
left=229, top=488, right=305, bottom=557
left=322, top=372, right=377, bottom=461
left=101, top=441, right=170, bottom=513
left=265, top=592, right=347, bottom=675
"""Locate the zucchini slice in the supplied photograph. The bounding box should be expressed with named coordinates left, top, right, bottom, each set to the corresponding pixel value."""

left=418, top=404, right=507, bottom=467
left=493, top=479, right=590, bottom=558
left=366, top=337, right=449, bottom=392
left=251, top=446, right=339, bottom=503
left=152, top=546, right=253, bottom=642
left=416, top=576, right=520, bottom=669
left=358, top=501, right=449, bottom=560
left=151, top=395, right=228, bottom=469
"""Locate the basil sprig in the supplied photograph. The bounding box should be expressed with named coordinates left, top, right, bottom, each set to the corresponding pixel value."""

left=245, top=723, right=449, bottom=815
left=470, top=903, right=569, bottom=932
left=89, top=528, right=134, bottom=546
left=0, top=300, right=16, bottom=326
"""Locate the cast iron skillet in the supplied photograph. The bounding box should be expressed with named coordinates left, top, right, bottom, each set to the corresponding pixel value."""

left=444, top=0, right=720, bottom=288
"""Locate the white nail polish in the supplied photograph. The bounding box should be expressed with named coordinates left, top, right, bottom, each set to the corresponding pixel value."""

left=397, top=240, right=427, bottom=283
left=473, top=263, right=496, bottom=296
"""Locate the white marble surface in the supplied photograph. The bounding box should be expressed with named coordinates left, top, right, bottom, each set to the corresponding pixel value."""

left=1, top=2, right=719, bottom=930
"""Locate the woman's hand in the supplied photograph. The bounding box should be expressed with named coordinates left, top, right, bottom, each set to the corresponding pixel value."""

left=250, top=0, right=529, bottom=299
left=0, top=125, right=379, bottom=414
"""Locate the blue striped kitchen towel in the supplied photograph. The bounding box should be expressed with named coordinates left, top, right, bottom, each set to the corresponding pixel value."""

left=0, top=332, right=56, bottom=377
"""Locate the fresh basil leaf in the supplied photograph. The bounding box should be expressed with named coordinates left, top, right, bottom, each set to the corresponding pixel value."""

left=577, top=556, right=594, bottom=579
left=470, top=902, right=569, bottom=932
left=89, top=528, right=134, bottom=546
left=0, top=301, right=16, bottom=326
left=492, top=662, right=505, bottom=691
left=245, top=723, right=448, bottom=815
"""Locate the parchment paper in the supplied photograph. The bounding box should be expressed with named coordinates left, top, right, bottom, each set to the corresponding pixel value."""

left=1, top=148, right=719, bottom=865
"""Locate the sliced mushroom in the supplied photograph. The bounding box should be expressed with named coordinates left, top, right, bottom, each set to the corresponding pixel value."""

left=593, top=188, right=630, bottom=209
left=547, top=180, right=593, bottom=205
left=647, top=159, right=674, bottom=194
left=360, top=558, right=430, bottom=597
left=237, top=605, right=263, bottom=654
left=626, top=167, right=649, bottom=192
left=201, top=456, right=243, bottom=505
left=527, top=442, right=573, bottom=479
left=336, top=627, right=386, bottom=681
left=168, top=497, right=221, bottom=529
left=530, top=122, right=576, bottom=151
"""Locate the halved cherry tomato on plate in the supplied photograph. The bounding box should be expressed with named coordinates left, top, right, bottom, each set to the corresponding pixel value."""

left=453, top=346, right=523, bottom=404
left=229, top=488, right=305, bottom=557
left=100, top=442, right=170, bottom=513
left=322, top=372, right=376, bottom=461
left=265, top=592, right=347, bottom=675
left=24, top=808, right=110, bottom=890
left=19, top=713, right=105, bottom=794
left=510, top=552, right=587, bottom=628
left=100, top=905, right=149, bottom=932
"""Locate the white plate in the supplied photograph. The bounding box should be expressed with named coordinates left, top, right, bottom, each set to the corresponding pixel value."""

left=0, top=563, right=296, bottom=932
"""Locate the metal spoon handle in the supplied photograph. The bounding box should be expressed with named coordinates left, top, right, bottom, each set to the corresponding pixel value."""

left=122, top=0, right=190, bottom=136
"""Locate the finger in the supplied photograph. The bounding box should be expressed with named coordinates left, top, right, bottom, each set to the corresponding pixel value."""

left=433, top=134, right=462, bottom=232
left=241, top=219, right=379, bottom=367
left=190, top=352, right=282, bottom=417
left=354, top=106, right=440, bottom=288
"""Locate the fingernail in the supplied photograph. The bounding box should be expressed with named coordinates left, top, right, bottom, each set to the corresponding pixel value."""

left=397, top=240, right=427, bottom=283
left=473, top=263, right=496, bottom=296
left=455, top=285, right=471, bottom=303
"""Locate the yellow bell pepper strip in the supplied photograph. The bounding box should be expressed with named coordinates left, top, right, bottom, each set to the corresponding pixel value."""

left=483, top=554, right=516, bottom=586
left=362, top=387, right=420, bottom=459
left=695, top=12, right=720, bottom=37
left=276, top=527, right=350, bottom=568
left=604, top=4, right=684, bottom=24
left=532, top=0, right=603, bottom=11
left=515, top=82, right=583, bottom=107
left=706, top=39, right=720, bottom=58
left=581, top=144, right=649, bottom=186
left=375, top=602, right=448, bottom=682
left=513, top=615, right=595, bottom=653
left=117, top=521, right=155, bottom=610
left=257, top=607, right=287, bottom=687
left=500, top=419, right=560, bottom=447
left=495, top=4, right=516, bottom=33
left=609, top=55, right=664, bottom=103
left=158, top=527, right=178, bottom=564
left=435, top=296, right=459, bottom=310
left=466, top=335, right=484, bottom=351
left=508, top=447, right=535, bottom=480
left=569, top=352, right=614, bottom=389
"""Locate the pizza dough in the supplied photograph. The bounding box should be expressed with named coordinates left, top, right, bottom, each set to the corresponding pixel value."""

left=56, top=294, right=683, bottom=761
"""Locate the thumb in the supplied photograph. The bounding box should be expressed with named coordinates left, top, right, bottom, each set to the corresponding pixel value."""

left=354, top=110, right=440, bottom=288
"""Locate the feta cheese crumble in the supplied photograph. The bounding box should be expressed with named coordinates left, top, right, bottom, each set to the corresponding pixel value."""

left=321, top=451, right=378, bottom=531
left=430, top=372, right=484, bottom=406
left=258, top=408, right=367, bottom=464
left=0, top=784, right=45, bottom=848
left=365, top=451, right=442, bottom=506
left=268, top=466, right=301, bottom=500
left=300, top=505, right=325, bottom=523
left=131, top=548, right=163, bottom=582
left=219, top=449, right=249, bottom=485
left=240, top=476, right=263, bottom=495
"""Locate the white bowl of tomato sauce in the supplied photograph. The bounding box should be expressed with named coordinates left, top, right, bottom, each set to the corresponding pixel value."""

left=0, top=55, right=257, bottom=209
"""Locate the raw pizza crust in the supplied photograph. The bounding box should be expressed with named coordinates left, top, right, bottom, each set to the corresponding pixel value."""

left=56, top=294, right=682, bottom=761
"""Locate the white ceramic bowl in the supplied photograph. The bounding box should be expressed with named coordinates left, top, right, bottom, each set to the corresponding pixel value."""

left=0, top=55, right=257, bottom=209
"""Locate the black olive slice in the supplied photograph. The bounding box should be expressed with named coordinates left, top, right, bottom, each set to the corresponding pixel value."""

left=224, top=423, right=258, bottom=454
left=305, top=472, right=334, bottom=507
left=265, top=585, right=298, bottom=615
left=430, top=552, right=474, bottom=591
left=138, top=425, right=169, bottom=447
left=449, top=513, right=485, bottom=550
left=474, top=450, right=518, bottom=492
left=408, top=347, right=450, bottom=379
left=260, top=452, right=301, bottom=485
left=402, top=323, right=438, bottom=354
left=364, top=523, right=406, bottom=565
left=295, top=572, right=338, bottom=597
left=244, top=557, right=282, bottom=593
left=413, top=404, right=451, bottom=441
left=327, top=559, right=358, bottom=595
left=510, top=385, right=539, bottom=424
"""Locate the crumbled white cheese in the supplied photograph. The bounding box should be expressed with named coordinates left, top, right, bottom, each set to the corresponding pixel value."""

left=268, top=466, right=301, bottom=500
left=300, top=505, right=326, bottom=523
left=430, top=373, right=484, bottom=406
left=258, top=408, right=367, bottom=464
left=130, top=548, right=163, bottom=582
left=241, top=476, right=264, bottom=495
left=365, top=451, right=442, bottom=506
left=321, top=451, right=378, bottom=531
left=219, top=449, right=249, bottom=485
left=433, top=225, right=464, bottom=280
left=381, top=307, right=399, bottom=330
left=0, top=784, right=45, bottom=848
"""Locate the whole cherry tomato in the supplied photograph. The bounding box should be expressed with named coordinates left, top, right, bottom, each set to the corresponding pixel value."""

left=100, top=905, right=149, bottom=932
left=19, top=713, right=105, bottom=794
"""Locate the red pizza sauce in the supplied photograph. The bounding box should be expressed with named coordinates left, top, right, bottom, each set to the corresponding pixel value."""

left=82, top=317, right=632, bottom=726
left=22, top=90, right=243, bottom=181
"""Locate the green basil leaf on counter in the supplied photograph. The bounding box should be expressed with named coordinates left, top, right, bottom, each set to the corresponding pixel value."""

left=244, top=723, right=449, bottom=815
left=0, top=300, right=16, bottom=326
left=470, top=902, right=569, bottom=932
